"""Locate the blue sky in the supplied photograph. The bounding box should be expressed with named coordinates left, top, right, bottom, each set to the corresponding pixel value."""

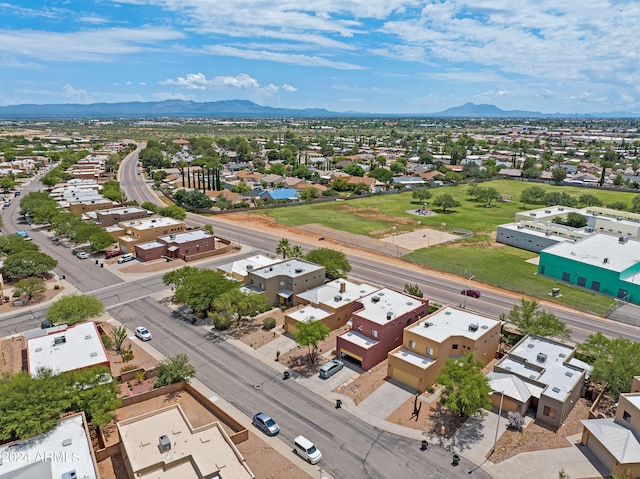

left=1, top=1, right=638, bottom=114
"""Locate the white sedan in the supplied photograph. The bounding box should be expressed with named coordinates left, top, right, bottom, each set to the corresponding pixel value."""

left=76, top=252, right=89, bottom=259
left=134, top=326, right=152, bottom=341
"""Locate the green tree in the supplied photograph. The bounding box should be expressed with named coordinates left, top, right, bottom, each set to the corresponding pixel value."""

left=435, top=354, right=492, bottom=417
left=154, top=354, right=196, bottom=388
left=342, top=162, right=365, bottom=177
left=90, top=231, right=115, bottom=252
left=276, top=238, right=292, bottom=258
left=432, top=193, right=460, bottom=213
left=412, top=188, right=432, bottom=203
left=174, top=269, right=237, bottom=314
left=501, top=298, right=571, bottom=340
left=0, top=177, right=15, bottom=190
left=45, top=293, right=104, bottom=325
left=13, top=277, right=46, bottom=302
left=299, top=187, right=319, bottom=201
left=552, top=168, right=567, bottom=184
left=110, top=325, right=128, bottom=353
left=231, top=181, right=252, bottom=195
left=31, top=202, right=60, bottom=224
left=211, top=289, right=269, bottom=325
left=68, top=366, right=121, bottom=427
left=578, top=194, right=603, bottom=207
left=579, top=333, right=640, bottom=397
left=19, top=191, right=56, bottom=216
left=0, top=234, right=39, bottom=256
left=2, top=251, right=57, bottom=279
left=160, top=205, right=187, bottom=220
left=294, top=320, right=331, bottom=364
left=519, top=185, right=546, bottom=207
left=607, top=201, right=628, bottom=211
left=404, top=283, right=424, bottom=298
left=552, top=213, right=588, bottom=228
left=305, top=248, right=351, bottom=280
left=289, top=245, right=305, bottom=258
left=162, top=265, right=200, bottom=288
left=140, top=201, right=160, bottom=213
left=632, top=195, right=640, bottom=213
left=543, top=191, right=577, bottom=207
left=477, top=187, right=501, bottom=207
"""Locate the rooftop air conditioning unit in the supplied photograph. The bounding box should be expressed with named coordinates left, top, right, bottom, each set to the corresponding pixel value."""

left=159, top=434, right=171, bottom=452
left=246, top=265, right=253, bottom=270
left=536, top=352, right=547, bottom=363
left=295, top=268, right=303, bottom=273
left=371, top=296, right=380, bottom=303
left=386, top=311, right=393, bottom=320
left=468, top=323, right=479, bottom=332
left=334, top=295, right=342, bottom=302
left=53, top=336, right=66, bottom=346
left=603, top=257, right=609, bottom=264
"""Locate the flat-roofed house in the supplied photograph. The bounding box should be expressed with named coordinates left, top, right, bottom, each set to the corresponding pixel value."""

left=285, top=279, right=377, bottom=334
left=118, top=404, right=254, bottom=479
left=246, top=259, right=325, bottom=307
left=387, top=305, right=501, bottom=392
left=336, top=288, right=429, bottom=371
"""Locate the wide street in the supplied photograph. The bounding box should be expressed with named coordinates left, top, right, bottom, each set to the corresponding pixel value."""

left=2, top=145, right=639, bottom=477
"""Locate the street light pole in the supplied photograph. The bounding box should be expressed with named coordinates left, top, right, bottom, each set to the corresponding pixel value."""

left=489, top=390, right=505, bottom=454
left=463, top=274, right=475, bottom=309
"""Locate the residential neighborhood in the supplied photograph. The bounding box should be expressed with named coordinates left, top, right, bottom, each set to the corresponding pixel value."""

left=1, top=118, right=640, bottom=479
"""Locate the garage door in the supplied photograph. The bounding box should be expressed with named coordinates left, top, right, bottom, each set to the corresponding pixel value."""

left=341, top=349, right=362, bottom=363
left=586, top=434, right=616, bottom=471
left=391, top=367, right=420, bottom=390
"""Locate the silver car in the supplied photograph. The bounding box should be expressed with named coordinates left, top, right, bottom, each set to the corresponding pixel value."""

left=252, top=412, right=280, bottom=436
left=134, top=326, right=152, bottom=341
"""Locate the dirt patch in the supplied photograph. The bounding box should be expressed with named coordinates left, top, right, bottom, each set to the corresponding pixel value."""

left=0, top=281, right=65, bottom=315
left=0, top=336, right=25, bottom=374
left=235, top=433, right=313, bottom=479
left=278, top=326, right=346, bottom=378
left=334, top=359, right=389, bottom=405
left=229, top=308, right=285, bottom=349
left=491, top=397, right=593, bottom=464
left=118, top=258, right=188, bottom=274
left=97, top=320, right=160, bottom=377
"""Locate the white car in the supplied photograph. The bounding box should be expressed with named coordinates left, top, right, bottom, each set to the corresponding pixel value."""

left=134, top=326, right=152, bottom=341
left=76, top=252, right=89, bottom=260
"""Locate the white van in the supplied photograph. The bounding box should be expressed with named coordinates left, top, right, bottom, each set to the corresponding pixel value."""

left=293, top=435, right=322, bottom=464
left=117, top=253, right=136, bottom=264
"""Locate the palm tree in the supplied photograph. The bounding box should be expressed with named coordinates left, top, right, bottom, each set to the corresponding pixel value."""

left=275, top=238, right=291, bottom=258
left=290, top=245, right=304, bottom=258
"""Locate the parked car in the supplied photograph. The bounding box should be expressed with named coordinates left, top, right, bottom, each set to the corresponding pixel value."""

left=134, top=326, right=152, bottom=341
left=293, top=435, right=322, bottom=464
left=105, top=249, right=122, bottom=259
left=252, top=412, right=280, bottom=436
left=118, top=253, right=136, bottom=263
left=14, top=191, right=20, bottom=196
left=460, top=289, right=481, bottom=298
left=319, top=359, right=344, bottom=379
left=76, top=251, right=89, bottom=260
left=41, top=320, right=54, bottom=329
left=3, top=200, right=10, bottom=207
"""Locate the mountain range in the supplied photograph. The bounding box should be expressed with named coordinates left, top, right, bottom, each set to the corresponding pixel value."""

left=0, top=99, right=638, bottom=119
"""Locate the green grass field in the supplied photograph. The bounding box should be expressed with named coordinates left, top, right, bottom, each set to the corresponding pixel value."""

left=257, top=180, right=629, bottom=314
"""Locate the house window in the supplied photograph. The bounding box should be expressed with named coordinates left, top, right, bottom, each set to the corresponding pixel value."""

left=591, top=281, right=600, bottom=292
left=426, top=347, right=433, bottom=356
left=409, top=340, right=416, bottom=349
left=623, top=410, right=632, bottom=423
left=371, top=329, right=378, bottom=338
left=452, top=344, right=458, bottom=350
left=561, top=272, right=570, bottom=282
left=543, top=406, right=556, bottom=418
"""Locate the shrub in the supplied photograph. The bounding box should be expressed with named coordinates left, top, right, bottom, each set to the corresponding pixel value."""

left=54, top=284, right=60, bottom=290
left=121, top=350, right=134, bottom=362
left=120, top=364, right=139, bottom=373
left=135, top=371, right=146, bottom=384
left=263, top=317, right=276, bottom=330
left=12, top=291, right=21, bottom=297
left=212, top=314, right=230, bottom=330
left=101, top=335, right=114, bottom=350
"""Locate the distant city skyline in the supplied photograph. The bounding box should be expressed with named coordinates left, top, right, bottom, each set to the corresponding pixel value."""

left=2, top=1, right=638, bottom=115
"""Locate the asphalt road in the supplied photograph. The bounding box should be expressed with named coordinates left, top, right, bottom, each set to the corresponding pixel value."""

left=2, top=151, right=639, bottom=478
left=109, top=296, right=491, bottom=479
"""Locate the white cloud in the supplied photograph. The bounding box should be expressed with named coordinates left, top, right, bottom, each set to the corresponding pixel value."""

left=214, top=73, right=259, bottom=89
left=0, top=27, right=184, bottom=62
left=202, top=45, right=363, bottom=70
left=282, top=84, right=297, bottom=92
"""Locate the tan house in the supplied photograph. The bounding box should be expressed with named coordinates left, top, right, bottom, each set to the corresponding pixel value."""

left=580, top=377, right=640, bottom=477
left=387, top=306, right=501, bottom=392
left=117, top=217, right=185, bottom=253
left=284, top=279, right=377, bottom=334
left=491, top=334, right=589, bottom=429
left=118, top=404, right=254, bottom=479
left=246, top=259, right=325, bottom=307
left=95, top=206, right=153, bottom=226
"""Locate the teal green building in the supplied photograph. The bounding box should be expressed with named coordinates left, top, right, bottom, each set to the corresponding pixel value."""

left=538, top=233, right=640, bottom=304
